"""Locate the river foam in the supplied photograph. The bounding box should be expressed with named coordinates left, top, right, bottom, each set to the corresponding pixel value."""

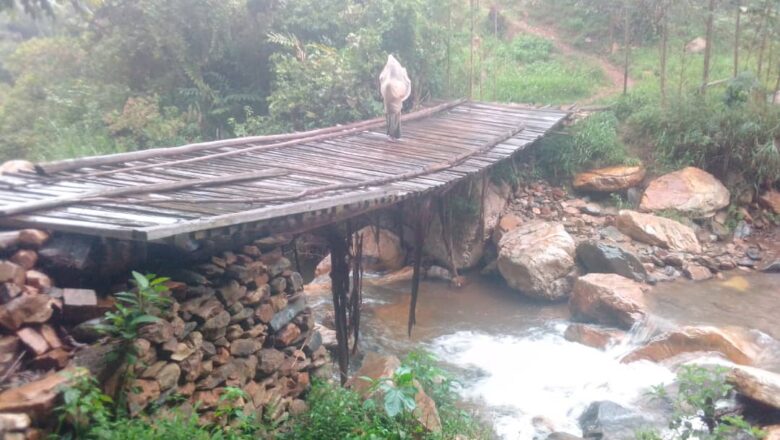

left=430, top=324, right=675, bottom=439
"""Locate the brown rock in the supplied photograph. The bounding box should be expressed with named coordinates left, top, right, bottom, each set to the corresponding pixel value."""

left=257, top=349, right=285, bottom=376
left=10, top=250, right=37, bottom=270
left=180, top=351, right=204, bottom=382
left=759, top=190, right=780, bottom=215
left=0, top=295, right=54, bottom=330
left=683, top=264, right=712, bottom=281
left=569, top=273, right=646, bottom=330
left=622, top=326, right=759, bottom=365
left=193, top=388, right=222, bottom=410
left=25, top=270, right=52, bottom=290
left=127, top=379, right=160, bottom=416
left=0, top=261, right=25, bottom=286
left=354, top=226, right=406, bottom=272
left=217, top=280, right=247, bottom=307
left=0, top=282, right=22, bottom=303
left=573, top=165, right=646, bottom=192
left=616, top=210, right=701, bottom=253
left=0, top=370, right=78, bottom=420
left=640, top=167, right=729, bottom=218
left=18, top=230, right=49, bottom=248
left=137, top=320, right=174, bottom=344
left=157, top=363, right=181, bottom=391
left=728, top=365, right=780, bottom=410
left=61, top=288, right=98, bottom=316
left=30, top=347, right=70, bottom=370
left=39, top=324, right=62, bottom=349
left=275, top=323, right=301, bottom=347
left=492, top=213, right=523, bottom=245
left=230, top=339, right=262, bottom=357
left=177, top=382, right=196, bottom=398
left=268, top=295, right=288, bottom=312
left=564, top=324, right=625, bottom=350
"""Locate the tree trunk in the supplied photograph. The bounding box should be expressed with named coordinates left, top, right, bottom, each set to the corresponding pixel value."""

left=623, top=0, right=631, bottom=95
left=774, top=66, right=780, bottom=104
left=734, top=0, right=741, bottom=77
left=660, top=1, right=669, bottom=106
left=756, top=0, right=772, bottom=78
left=702, top=0, right=716, bottom=95
left=469, top=0, right=475, bottom=100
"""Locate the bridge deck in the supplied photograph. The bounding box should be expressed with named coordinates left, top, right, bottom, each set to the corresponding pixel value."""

left=0, top=101, right=568, bottom=242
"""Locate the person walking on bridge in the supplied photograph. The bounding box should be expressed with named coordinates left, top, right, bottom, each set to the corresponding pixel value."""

left=379, top=54, right=411, bottom=139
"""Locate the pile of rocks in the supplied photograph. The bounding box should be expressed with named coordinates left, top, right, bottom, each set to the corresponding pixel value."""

left=121, top=245, right=327, bottom=425
left=0, top=229, right=104, bottom=380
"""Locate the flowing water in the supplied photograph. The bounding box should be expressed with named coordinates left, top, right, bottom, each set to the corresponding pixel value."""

left=307, top=272, right=780, bottom=439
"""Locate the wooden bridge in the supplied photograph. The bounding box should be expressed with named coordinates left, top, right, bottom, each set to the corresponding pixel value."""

left=0, top=100, right=568, bottom=244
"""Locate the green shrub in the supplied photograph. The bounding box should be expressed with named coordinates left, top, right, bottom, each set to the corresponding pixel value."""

left=536, top=111, right=636, bottom=180
left=502, top=35, right=554, bottom=63
left=645, top=364, right=765, bottom=440
left=625, top=92, right=780, bottom=186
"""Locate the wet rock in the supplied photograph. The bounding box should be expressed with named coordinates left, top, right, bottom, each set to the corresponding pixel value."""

left=734, top=221, right=752, bottom=239
left=71, top=317, right=106, bottom=343
left=270, top=277, right=287, bottom=295
left=728, top=365, right=780, bottom=410
left=683, top=264, right=712, bottom=281
left=616, top=210, right=701, bottom=253
left=761, top=260, right=780, bottom=273
left=498, top=221, right=576, bottom=301
left=61, top=288, right=101, bottom=323
left=758, top=190, right=780, bottom=215
left=579, top=400, right=659, bottom=440
left=640, top=167, right=729, bottom=218
left=138, top=320, right=174, bottom=344
left=573, top=165, right=646, bottom=193
left=745, top=246, right=762, bottom=261
left=576, top=241, right=647, bottom=282
left=622, top=326, right=759, bottom=365
left=569, top=273, right=646, bottom=330
left=764, top=425, right=780, bottom=440
left=0, top=413, right=31, bottom=432
left=257, top=349, right=285, bottom=376
left=269, top=299, right=306, bottom=332
left=354, top=226, right=405, bottom=272
left=157, top=363, right=181, bottom=391
left=600, top=226, right=629, bottom=243
left=217, top=280, right=246, bottom=307
left=0, top=294, right=54, bottom=330
left=547, top=433, right=584, bottom=440
left=564, top=324, right=625, bottom=350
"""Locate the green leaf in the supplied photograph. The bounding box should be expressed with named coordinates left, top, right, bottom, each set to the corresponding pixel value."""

left=132, top=271, right=150, bottom=289
left=130, top=315, right=161, bottom=326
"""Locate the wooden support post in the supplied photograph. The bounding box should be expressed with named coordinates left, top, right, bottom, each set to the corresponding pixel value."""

left=350, top=226, right=364, bottom=355
left=437, top=197, right=460, bottom=281
left=327, top=226, right=351, bottom=385
left=408, top=198, right=432, bottom=337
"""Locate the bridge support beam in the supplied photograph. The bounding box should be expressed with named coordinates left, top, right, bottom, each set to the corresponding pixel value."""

left=408, top=198, right=433, bottom=337
left=326, top=226, right=351, bottom=385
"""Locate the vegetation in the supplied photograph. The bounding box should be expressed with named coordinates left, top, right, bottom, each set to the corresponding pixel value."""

left=52, top=349, right=486, bottom=439
left=641, top=364, right=765, bottom=440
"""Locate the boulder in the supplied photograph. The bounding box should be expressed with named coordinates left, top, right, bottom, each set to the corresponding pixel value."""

left=759, top=190, right=780, bottom=215
left=616, top=210, right=701, bottom=253
left=579, top=401, right=659, bottom=440
left=0, top=295, right=55, bottom=330
left=727, top=365, right=780, bottom=410
left=685, top=37, right=707, bottom=53
left=10, top=250, right=37, bottom=270
left=569, top=274, right=646, bottom=330
left=348, top=352, right=441, bottom=433
left=423, top=181, right=510, bottom=270
left=497, top=221, right=576, bottom=301
left=621, top=326, right=759, bottom=365
left=0, top=261, right=25, bottom=286
left=564, top=324, right=625, bottom=350
left=0, top=160, right=34, bottom=175
left=573, top=165, right=646, bottom=192
left=640, top=167, right=729, bottom=218
left=18, top=230, right=49, bottom=248
left=576, top=241, right=647, bottom=282
left=764, top=425, right=780, bottom=440
left=355, top=226, right=405, bottom=272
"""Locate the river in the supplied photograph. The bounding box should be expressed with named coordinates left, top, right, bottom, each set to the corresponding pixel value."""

left=306, top=272, right=780, bottom=439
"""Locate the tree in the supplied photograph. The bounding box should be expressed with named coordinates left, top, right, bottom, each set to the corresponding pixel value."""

left=702, top=0, right=716, bottom=94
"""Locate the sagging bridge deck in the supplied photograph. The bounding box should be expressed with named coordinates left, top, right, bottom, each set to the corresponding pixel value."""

left=0, top=100, right=568, bottom=243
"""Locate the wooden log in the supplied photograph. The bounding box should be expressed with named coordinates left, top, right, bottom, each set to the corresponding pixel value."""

left=408, top=198, right=432, bottom=337
left=34, top=100, right=465, bottom=178
left=0, top=169, right=286, bottom=217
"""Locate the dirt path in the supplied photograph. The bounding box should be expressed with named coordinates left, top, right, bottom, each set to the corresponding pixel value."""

left=505, top=11, right=634, bottom=105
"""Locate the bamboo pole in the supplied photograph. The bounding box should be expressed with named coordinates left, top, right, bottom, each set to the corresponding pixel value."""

left=734, top=0, right=742, bottom=77
left=702, top=0, right=716, bottom=95
left=35, top=100, right=465, bottom=184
